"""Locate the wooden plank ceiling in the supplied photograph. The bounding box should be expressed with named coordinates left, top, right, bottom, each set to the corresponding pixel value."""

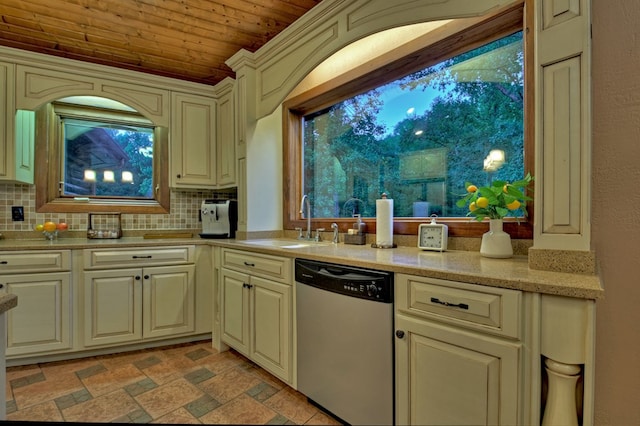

left=0, top=0, right=322, bottom=86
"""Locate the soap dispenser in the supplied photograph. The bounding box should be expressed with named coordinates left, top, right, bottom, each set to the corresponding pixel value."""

left=344, top=214, right=367, bottom=245
left=353, top=214, right=367, bottom=235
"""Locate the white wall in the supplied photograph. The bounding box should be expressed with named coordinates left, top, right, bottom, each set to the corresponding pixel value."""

left=247, top=108, right=283, bottom=232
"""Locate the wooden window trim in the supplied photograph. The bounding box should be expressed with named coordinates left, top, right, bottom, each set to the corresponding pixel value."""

left=283, top=3, right=533, bottom=239
left=35, top=103, right=170, bottom=214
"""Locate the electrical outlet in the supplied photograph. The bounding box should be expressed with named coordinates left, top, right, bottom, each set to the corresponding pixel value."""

left=11, top=206, right=24, bottom=221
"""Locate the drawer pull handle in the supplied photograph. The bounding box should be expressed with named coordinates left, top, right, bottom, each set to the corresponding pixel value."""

left=242, top=283, right=253, bottom=289
left=0, top=261, right=7, bottom=264
left=243, top=262, right=255, bottom=267
left=132, top=255, right=153, bottom=259
left=430, top=297, right=469, bottom=310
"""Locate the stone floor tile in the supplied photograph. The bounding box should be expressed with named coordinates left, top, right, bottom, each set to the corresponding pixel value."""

left=184, top=367, right=215, bottom=385
left=152, top=406, right=202, bottom=424
left=199, top=393, right=278, bottom=425
left=198, top=366, right=262, bottom=404
left=81, top=363, right=148, bottom=397
left=124, top=377, right=158, bottom=397
left=12, top=371, right=84, bottom=409
left=263, top=386, right=319, bottom=425
left=134, top=377, right=203, bottom=419
left=54, top=388, right=93, bottom=410
left=6, top=400, right=64, bottom=422
left=247, top=381, right=280, bottom=403
left=184, top=393, right=221, bottom=418
left=75, top=363, right=107, bottom=379
left=62, top=388, right=140, bottom=423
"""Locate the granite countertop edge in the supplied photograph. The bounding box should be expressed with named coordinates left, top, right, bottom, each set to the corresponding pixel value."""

left=0, top=237, right=604, bottom=300
left=0, top=294, right=18, bottom=315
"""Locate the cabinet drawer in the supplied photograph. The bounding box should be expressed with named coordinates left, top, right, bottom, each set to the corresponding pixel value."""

left=396, top=274, right=521, bottom=339
left=84, top=246, right=195, bottom=269
left=0, top=250, right=71, bottom=273
left=221, top=248, right=292, bottom=283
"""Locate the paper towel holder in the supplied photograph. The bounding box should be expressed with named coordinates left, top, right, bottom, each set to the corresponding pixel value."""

left=373, top=192, right=397, bottom=248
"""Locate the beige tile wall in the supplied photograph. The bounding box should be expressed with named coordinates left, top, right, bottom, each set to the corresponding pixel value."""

left=0, top=183, right=237, bottom=232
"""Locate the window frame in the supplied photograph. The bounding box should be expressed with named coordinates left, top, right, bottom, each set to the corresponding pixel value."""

left=35, top=101, right=170, bottom=214
left=283, top=4, right=533, bottom=238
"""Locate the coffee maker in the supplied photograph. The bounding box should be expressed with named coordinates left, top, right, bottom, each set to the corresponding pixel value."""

left=200, top=199, right=238, bottom=238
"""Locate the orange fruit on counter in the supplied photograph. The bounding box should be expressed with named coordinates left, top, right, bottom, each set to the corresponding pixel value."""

left=35, top=224, right=44, bottom=232
left=43, top=221, right=57, bottom=232
left=57, top=222, right=68, bottom=231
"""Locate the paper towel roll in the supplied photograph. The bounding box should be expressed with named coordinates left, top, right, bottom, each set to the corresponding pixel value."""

left=376, top=195, right=394, bottom=247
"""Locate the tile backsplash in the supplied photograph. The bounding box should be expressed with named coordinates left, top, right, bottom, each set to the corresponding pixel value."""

left=0, top=184, right=237, bottom=232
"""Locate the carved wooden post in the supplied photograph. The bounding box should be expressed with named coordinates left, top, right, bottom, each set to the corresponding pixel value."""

left=542, top=358, right=581, bottom=426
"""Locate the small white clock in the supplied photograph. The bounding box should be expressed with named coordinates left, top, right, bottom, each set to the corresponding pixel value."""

left=418, top=215, right=448, bottom=252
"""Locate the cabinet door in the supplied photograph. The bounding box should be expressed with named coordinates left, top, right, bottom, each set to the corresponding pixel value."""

left=170, top=92, right=216, bottom=188
left=250, top=276, right=291, bottom=381
left=220, top=268, right=250, bottom=356
left=143, top=265, right=195, bottom=339
left=2, top=272, right=71, bottom=356
left=395, top=314, right=520, bottom=426
left=0, top=61, right=12, bottom=180
left=0, top=62, right=32, bottom=184
left=216, top=85, right=236, bottom=186
left=84, top=269, right=143, bottom=347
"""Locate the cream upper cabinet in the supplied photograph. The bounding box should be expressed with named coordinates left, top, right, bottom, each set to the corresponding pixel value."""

left=215, top=80, right=236, bottom=187
left=0, top=62, right=34, bottom=184
left=395, top=273, right=522, bottom=425
left=170, top=92, right=217, bottom=189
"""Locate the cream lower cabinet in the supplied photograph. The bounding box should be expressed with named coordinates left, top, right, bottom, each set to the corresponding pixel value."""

left=82, top=246, right=196, bottom=348
left=219, top=248, right=292, bottom=383
left=0, top=250, right=72, bottom=357
left=83, top=265, right=195, bottom=347
left=395, top=273, right=522, bottom=425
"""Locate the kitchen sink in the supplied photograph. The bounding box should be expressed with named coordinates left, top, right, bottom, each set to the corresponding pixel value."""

left=238, top=239, right=330, bottom=249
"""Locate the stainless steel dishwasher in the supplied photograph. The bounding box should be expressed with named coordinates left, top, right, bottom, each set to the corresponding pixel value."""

left=295, top=258, right=394, bottom=425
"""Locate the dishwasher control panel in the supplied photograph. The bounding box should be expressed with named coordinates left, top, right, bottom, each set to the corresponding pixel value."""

left=295, top=258, right=393, bottom=303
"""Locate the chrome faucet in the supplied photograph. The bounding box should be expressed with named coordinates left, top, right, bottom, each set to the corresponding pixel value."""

left=299, top=194, right=312, bottom=240
left=331, top=222, right=339, bottom=244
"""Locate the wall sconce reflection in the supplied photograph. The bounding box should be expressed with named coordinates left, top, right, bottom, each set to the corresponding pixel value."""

left=83, top=169, right=97, bottom=182
left=483, top=149, right=505, bottom=172
left=121, top=171, right=134, bottom=183
left=103, top=170, right=115, bottom=182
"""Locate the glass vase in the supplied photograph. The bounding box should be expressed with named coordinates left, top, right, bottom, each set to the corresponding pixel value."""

left=480, top=219, right=513, bottom=258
